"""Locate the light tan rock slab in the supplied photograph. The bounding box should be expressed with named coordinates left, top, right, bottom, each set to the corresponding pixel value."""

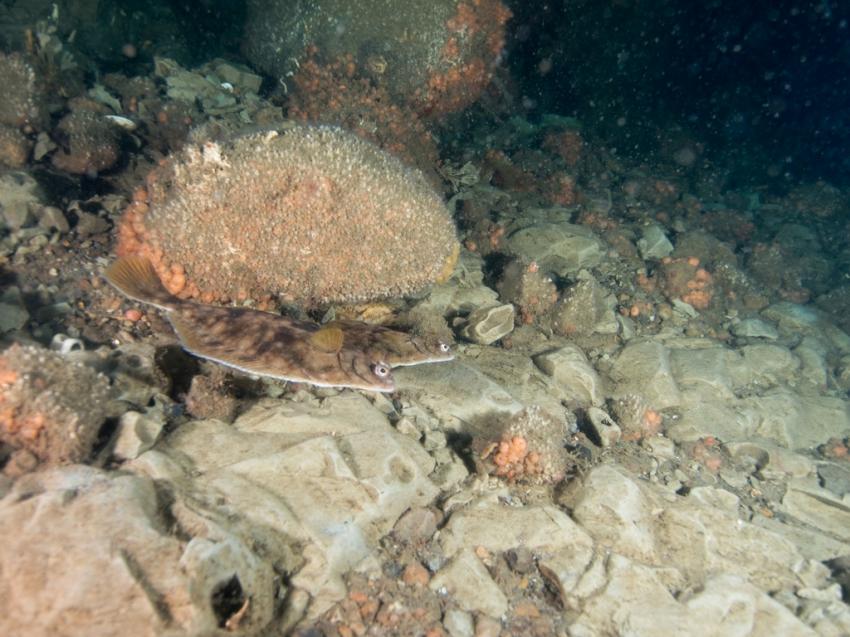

left=782, top=484, right=850, bottom=543
left=159, top=393, right=439, bottom=618
left=394, top=359, right=523, bottom=430
left=463, top=346, right=575, bottom=431
left=505, top=222, right=604, bottom=276
left=666, top=401, right=748, bottom=442
left=439, top=497, right=593, bottom=560
left=739, top=343, right=801, bottom=388
left=738, top=390, right=850, bottom=449
left=533, top=344, right=606, bottom=406
left=430, top=548, right=508, bottom=618
left=0, top=466, right=277, bottom=637
left=571, top=556, right=817, bottom=637
left=610, top=340, right=681, bottom=408
left=569, top=465, right=809, bottom=593
left=670, top=345, right=740, bottom=401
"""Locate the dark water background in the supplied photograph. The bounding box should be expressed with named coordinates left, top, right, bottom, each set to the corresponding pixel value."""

left=48, top=2, right=850, bottom=181
left=509, top=0, right=850, bottom=186
left=2, top=0, right=848, bottom=185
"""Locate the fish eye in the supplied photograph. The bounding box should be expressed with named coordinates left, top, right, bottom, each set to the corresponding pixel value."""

left=373, top=362, right=391, bottom=378
left=439, top=342, right=451, bottom=353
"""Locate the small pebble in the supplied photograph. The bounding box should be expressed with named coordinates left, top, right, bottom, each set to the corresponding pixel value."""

left=402, top=562, right=430, bottom=587
left=505, top=547, right=535, bottom=574
left=124, top=308, right=143, bottom=322
left=393, top=507, right=438, bottom=544
left=474, top=615, right=501, bottom=637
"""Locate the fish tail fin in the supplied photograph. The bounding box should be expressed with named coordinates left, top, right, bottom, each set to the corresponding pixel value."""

left=104, top=256, right=179, bottom=311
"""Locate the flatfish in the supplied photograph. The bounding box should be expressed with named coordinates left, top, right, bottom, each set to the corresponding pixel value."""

left=105, top=257, right=395, bottom=392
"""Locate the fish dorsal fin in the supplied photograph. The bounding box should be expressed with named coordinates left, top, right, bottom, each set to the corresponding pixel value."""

left=310, top=326, right=344, bottom=353
left=104, top=256, right=177, bottom=311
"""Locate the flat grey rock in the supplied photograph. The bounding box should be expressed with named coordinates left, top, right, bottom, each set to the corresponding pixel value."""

left=637, top=223, right=674, bottom=259
left=731, top=318, right=779, bottom=339
left=610, top=340, right=681, bottom=409
left=430, top=549, right=508, bottom=618
left=505, top=222, right=604, bottom=276
left=533, top=344, right=605, bottom=406
left=153, top=392, right=439, bottom=619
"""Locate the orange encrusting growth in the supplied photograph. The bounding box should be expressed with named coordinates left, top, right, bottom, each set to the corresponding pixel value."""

left=117, top=198, right=190, bottom=297
left=288, top=49, right=440, bottom=176
left=245, top=0, right=509, bottom=124
left=490, top=435, right=545, bottom=481
left=659, top=256, right=715, bottom=310
left=479, top=406, right=574, bottom=484
left=416, top=0, right=512, bottom=118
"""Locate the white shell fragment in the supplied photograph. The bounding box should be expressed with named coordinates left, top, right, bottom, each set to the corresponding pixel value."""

left=104, top=115, right=137, bottom=131
left=50, top=333, right=84, bottom=355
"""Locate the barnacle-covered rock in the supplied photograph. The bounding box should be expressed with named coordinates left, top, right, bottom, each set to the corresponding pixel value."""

left=117, top=125, right=459, bottom=306
left=0, top=52, right=48, bottom=131
left=0, top=125, right=31, bottom=168
left=51, top=105, right=123, bottom=175
left=244, top=0, right=510, bottom=118
left=609, top=394, right=664, bottom=442
left=496, top=257, right=558, bottom=325
left=478, top=405, right=575, bottom=484
left=0, top=343, right=113, bottom=472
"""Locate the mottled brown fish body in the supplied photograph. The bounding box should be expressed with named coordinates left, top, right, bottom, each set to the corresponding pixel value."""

left=104, top=257, right=396, bottom=392
left=327, top=320, right=454, bottom=367
left=168, top=305, right=395, bottom=392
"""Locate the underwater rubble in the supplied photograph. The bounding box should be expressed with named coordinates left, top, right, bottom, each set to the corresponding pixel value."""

left=0, top=2, right=849, bottom=636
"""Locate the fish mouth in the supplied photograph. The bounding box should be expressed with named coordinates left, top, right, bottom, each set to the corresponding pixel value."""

left=391, top=352, right=456, bottom=367
left=360, top=381, right=396, bottom=393
left=307, top=378, right=397, bottom=393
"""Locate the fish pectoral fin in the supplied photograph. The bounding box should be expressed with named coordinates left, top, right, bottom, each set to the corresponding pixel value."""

left=105, top=256, right=177, bottom=310
left=310, top=326, right=345, bottom=353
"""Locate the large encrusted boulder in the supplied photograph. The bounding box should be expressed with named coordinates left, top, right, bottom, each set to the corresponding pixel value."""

left=117, top=125, right=459, bottom=306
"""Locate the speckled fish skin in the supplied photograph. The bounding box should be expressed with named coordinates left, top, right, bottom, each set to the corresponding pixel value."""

left=104, top=256, right=396, bottom=392
left=167, top=306, right=396, bottom=392
left=327, top=319, right=455, bottom=367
